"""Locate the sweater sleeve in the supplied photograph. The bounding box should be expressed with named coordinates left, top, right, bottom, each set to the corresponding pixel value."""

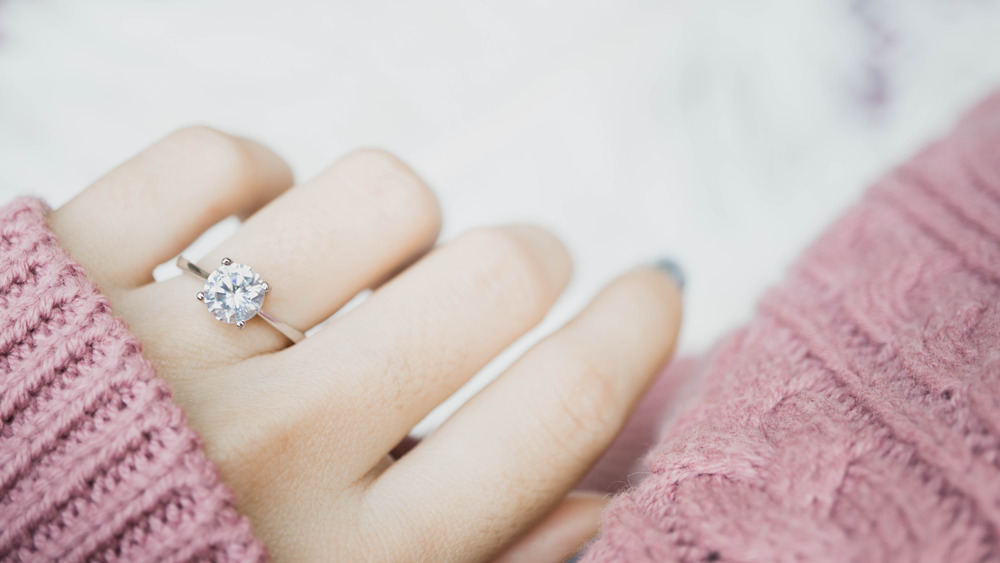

left=581, top=91, right=1000, bottom=562
left=0, top=198, right=265, bottom=561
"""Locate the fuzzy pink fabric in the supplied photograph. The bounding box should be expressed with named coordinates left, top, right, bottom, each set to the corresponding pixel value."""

left=578, top=91, right=1000, bottom=561
left=0, top=199, right=265, bottom=561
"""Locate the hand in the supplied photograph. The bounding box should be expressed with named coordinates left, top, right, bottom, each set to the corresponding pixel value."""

left=48, top=127, right=682, bottom=562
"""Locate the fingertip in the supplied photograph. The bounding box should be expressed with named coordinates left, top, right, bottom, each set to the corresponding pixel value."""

left=604, top=264, right=683, bottom=330
left=500, top=224, right=574, bottom=295
left=651, top=257, right=685, bottom=291
left=574, top=264, right=682, bottom=389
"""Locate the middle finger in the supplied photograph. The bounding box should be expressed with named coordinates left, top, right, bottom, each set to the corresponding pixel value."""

left=236, top=225, right=572, bottom=478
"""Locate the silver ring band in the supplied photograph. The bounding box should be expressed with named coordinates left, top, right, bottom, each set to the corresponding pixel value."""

left=177, top=256, right=305, bottom=343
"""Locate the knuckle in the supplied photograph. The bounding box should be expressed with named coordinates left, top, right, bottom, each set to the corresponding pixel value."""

left=342, top=147, right=411, bottom=178
left=167, top=125, right=242, bottom=158
left=535, top=349, right=623, bottom=457
left=340, top=148, right=442, bottom=239
left=165, top=126, right=254, bottom=191
left=457, top=227, right=553, bottom=321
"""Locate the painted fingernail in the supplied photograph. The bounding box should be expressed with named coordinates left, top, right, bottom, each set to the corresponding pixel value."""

left=652, top=257, right=685, bottom=290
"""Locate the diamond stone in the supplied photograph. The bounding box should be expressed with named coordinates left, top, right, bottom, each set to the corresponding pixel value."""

left=202, top=262, right=267, bottom=325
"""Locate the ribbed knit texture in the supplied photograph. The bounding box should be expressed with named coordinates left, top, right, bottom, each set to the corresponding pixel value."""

left=578, top=92, right=1000, bottom=561
left=0, top=198, right=265, bottom=562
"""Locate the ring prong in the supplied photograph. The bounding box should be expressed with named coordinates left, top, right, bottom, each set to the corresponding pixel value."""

left=221, top=257, right=233, bottom=266
left=196, top=291, right=205, bottom=301
left=236, top=320, right=246, bottom=329
left=262, top=282, right=270, bottom=293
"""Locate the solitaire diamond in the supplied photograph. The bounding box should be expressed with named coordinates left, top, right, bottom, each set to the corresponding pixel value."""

left=200, top=261, right=267, bottom=325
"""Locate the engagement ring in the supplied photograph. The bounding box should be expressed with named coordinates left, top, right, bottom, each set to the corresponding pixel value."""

left=177, top=256, right=305, bottom=343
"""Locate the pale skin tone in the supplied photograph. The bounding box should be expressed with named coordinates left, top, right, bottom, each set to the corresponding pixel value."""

left=47, top=127, right=682, bottom=562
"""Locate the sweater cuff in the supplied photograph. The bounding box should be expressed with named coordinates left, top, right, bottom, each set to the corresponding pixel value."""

left=0, top=198, right=265, bottom=561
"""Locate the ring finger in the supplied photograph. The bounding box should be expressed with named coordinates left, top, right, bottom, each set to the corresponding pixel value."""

left=123, top=148, right=442, bottom=373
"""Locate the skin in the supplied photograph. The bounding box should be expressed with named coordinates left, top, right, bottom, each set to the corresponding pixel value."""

left=47, top=126, right=682, bottom=562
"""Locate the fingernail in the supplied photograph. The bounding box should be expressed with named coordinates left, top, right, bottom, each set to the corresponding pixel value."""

left=652, top=257, right=685, bottom=290
left=566, top=548, right=586, bottom=563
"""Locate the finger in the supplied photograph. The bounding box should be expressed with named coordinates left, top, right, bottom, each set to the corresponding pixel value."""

left=128, top=149, right=441, bottom=370
left=49, top=126, right=293, bottom=289
left=242, top=224, right=571, bottom=476
left=493, top=492, right=608, bottom=563
left=365, top=265, right=682, bottom=561
left=222, top=225, right=569, bottom=481
left=206, top=149, right=442, bottom=336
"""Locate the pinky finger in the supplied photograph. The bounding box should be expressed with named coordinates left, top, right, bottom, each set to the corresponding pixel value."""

left=493, top=492, right=608, bottom=563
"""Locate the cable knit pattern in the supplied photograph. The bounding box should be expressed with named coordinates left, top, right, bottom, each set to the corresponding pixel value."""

left=0, top=198, right=265, bottom=562
left=579, top=92, right=1000, bottom=561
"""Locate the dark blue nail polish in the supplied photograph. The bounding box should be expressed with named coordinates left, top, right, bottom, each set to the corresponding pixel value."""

left=653, top=257, right=685, bottom=290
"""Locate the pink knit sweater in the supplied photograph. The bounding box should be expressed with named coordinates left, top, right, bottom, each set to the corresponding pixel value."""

left=0, top=200, right=265, bottom=560
left=3, top=91, right=1000, bottom=561
left=577, top=91, right=1000, bottom=561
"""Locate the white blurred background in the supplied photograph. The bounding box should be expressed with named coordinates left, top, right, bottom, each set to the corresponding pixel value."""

left=3, top=1, right=1000, bottom=428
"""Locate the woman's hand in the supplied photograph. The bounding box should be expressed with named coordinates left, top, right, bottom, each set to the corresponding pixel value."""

left=48, top=127, right=682, bottom=561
